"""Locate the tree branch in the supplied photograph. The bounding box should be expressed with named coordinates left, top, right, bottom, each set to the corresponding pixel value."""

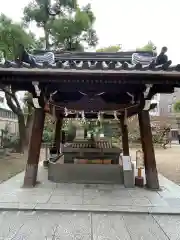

left=0, top=84, right=22, bottom=115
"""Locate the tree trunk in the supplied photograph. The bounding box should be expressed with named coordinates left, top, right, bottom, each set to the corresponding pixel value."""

left=18, top=114, right=27, bottom=153
left=44, top=28, right=49, bottom=50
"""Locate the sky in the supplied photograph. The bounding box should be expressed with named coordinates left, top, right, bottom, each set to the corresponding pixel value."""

left=1, top=0, right=180, bottom=64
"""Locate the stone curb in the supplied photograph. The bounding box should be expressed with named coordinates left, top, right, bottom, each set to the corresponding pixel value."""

left=0, top=204, right=180, bottom=215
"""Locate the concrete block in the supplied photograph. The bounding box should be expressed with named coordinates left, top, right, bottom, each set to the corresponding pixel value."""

left=48, top=163, right=124, bottom=184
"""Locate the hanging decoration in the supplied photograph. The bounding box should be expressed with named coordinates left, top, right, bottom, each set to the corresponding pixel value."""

left=113, top=111, right=118, bottom=120
left=46, top=101, right=141, bottom=124
left=75, top=113, right=78, bottom=120
left=96, top=111, right=101, bottom=126
left=81, top=111, right=86, bottom=123
left=64, top=107, right=68, bottom=117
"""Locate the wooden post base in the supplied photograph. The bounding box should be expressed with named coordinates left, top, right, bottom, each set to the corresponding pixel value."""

left=135, top=176, right=144, bottom=187
left=138, top=110, right=159, bottom=190
left=145, top=169, right=160, bottom=190
left=23, top=164, right=38, bottom=188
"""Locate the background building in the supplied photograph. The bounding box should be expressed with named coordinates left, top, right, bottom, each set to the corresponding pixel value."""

left=149, top=89, right=180, bottom=141
left=150, top=94, right=161, bottom=116
left=150, top=89, right=180, bottom=117
left=0, top=91, right=18, bottom=134
left=159, top=89, right=180, bottom=116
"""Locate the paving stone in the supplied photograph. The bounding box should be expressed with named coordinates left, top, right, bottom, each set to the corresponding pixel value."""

left=55, top=212, right=91, bottom=240
left=165, top=198, right=180, bottom=207
left=11, top=211, right=62, bottom=239
left=83, top=193, right=133, bottom=206
left=92, top=213, right=131, bottom=240
left=56, top=183, right=85, bottom=190
left=0, top=195, right=19, bottom=203
left=128, top=188, right=160, bottom=198
left=18, top=194, right=51, bottom=204
left=1, top=210, right=180, bottom=239
left=0, top=202, right=36, bottom=210
left=48, top=195, right=83, bottom=205
left=0, top=202, right=20, bottom=209
left=123, top=213, right=169, bottom=239
left=149, top=206, right=180, bottom=214
left=1, top=165, right=180, bottom=214
left=131, top=197, right=152, bottom=206
left=35, top=203, right=151, bottom=213
left=146, top=195, right=169, bottom=207
left=52, top=187, right=83, bottom=196
left=96, top=184, right=125, bottom=190
left=84, top=187, right=131, bottom=198
left=18, top=203, right=37, bottom=210
left=83, top=188, right=133, bottom=206
left=0, top=211, right=25, bottom=239
left=0, top=194, right=51, bottom=204
left=158, top=190, right=180, bottom=199
left=153, top=215, right=180, bottom=240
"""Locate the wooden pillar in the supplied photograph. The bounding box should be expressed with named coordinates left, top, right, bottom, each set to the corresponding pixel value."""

left=54, top=118, right=63, bottom=153
left=138, top=110, right=159, bottom=189
left=120, top=114, right=129, bottom=155
left=23, top=108, right=45, bottom=187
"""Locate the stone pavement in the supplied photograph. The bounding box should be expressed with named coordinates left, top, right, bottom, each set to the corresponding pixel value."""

left=0, top=163, right=180, bottom=214
left=1, top=210, right=180, bottom=239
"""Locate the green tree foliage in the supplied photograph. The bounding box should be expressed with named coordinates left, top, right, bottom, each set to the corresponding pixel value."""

left=0, top=14, right=35, bottom=60
left=174, top=101, right=180, bottom=112
left=96, top=45, right=121, bottom=52
left=0, top=15, right=38, bottom=152
left=23, top=0, right=98, bottom=50
left=136, top=41, right=155, bottom=52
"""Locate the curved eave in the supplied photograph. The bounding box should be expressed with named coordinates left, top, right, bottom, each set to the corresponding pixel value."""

left=0, top=68, right=180, bottom=84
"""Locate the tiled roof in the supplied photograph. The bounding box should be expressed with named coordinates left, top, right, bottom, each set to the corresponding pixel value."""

left=33, top=50, right=156, bottom=62
left=0, top=60, right=180, bottom=87
left=0, top=60, right=179, bottom=73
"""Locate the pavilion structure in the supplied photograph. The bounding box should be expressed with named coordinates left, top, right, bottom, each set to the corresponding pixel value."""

left=0, top=50, right=179, bottom=190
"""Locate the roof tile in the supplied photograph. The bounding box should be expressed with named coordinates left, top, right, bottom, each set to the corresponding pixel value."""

left=0, top=60, right=177, bottom=72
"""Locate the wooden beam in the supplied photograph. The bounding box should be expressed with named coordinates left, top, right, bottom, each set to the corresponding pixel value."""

left=120, top=114, right=129, bottom=155
left=23, top=108, right=45, bottom=187
left=138, top=110, right=159, bottom=189
left=51, top=96, right=134, bottom=111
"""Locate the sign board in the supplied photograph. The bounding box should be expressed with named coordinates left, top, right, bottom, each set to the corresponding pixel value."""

left=136, top=150, right=144, bottom=169
left=122, top=156, right=132, bottom=171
